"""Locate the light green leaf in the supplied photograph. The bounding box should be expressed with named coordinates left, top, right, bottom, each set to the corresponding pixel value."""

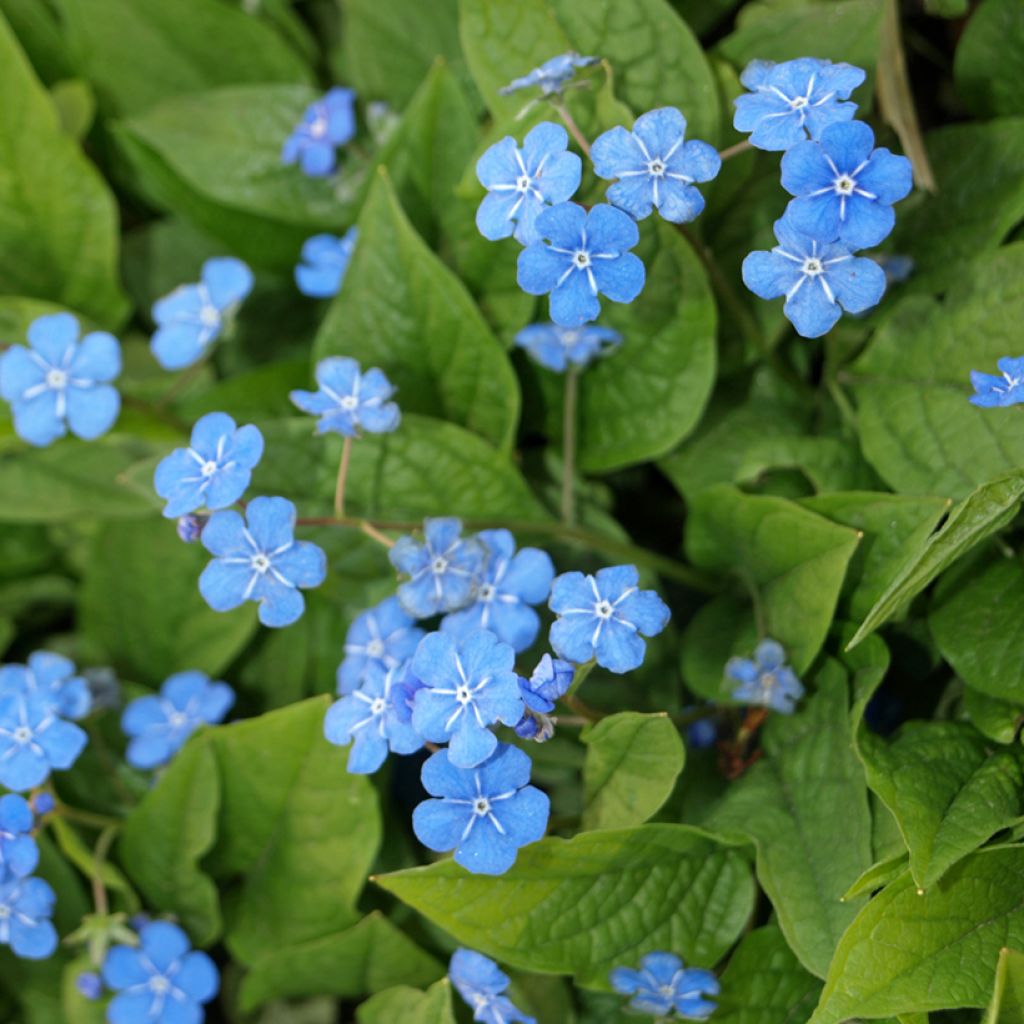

left=985, top=947, right=1024, bottom=1024
left=62, top=956, right=106, bottom=1024
left=842, top=851, right=910, bottom=901
left=356, top=979, right=456, bottom=1024
left=581, top=712, right=685, bottom=830
left=51, top=818, right=139, bottom=912
left=0, top=0, right=73, bottom=85
left=376, top=824, right=756, bottom=987
left=954, top=0, right=1024, bottom=119
left=964, top=686, right=1024, bottom=746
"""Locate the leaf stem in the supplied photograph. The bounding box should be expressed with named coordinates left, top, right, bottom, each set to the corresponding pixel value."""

left=334, top=435, right=353, bottom=520
left=561, top=367, right=579, bottom=526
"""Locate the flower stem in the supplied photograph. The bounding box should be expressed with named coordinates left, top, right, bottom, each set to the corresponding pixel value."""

left=561, top=367, right=579, bottom=526
left=359, top=519, right=395, bottom=549
left=718, top=138, right=754, bottom=161
left=58, top=804, right=121, bottom=830
left=91, top=825, right=118, bottom=917
left=334, top=435, right=353, bottom=520
left=550, top=98, right=591, bottom=157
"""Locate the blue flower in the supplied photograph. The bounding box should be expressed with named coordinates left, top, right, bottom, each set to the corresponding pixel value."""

left=0, top=876, right=57, bottom=960
left=281, top=87, right=357, bottom=177
left=0, top=690, right=87, bottom=791
left=727, top=639, right=804, bottom=714
left=324, top=661, right=424, bottom=774
left=0, top=312, right=120, bottom=448
left=0, top=651, right=91, bottom=720
left=337, top=596, right=424, bottom=694
left=102, top=921, right=218, bottom=1024
left=781, top=121, right=913, bottom=249
left=449, top=948, right=536, bottom=1024
left=199, top=496, right=327, bottom=628
left=970, top=357, right=1024, bottom=408
left=686, top=714, right=718, bottom=751
left=518, top=653, right=574, bottom=714
left=0, top=795, right=38, bottom=880
left=517, top=203, right=645, bottom=328
left=390, top=518, right=487, bottom=619
left=549, top=565, right=670, bottom=673
left=31, top=792, right=55, bottom=817
left=742, top=215, right=887, bottom=339
left=151, top=257, right=254, bottom=371
left=610, top=952, right=720, bottom=1019
left=733, top=58, right=866, bottom=151
left=295, top=229, right=358, bottom=298
left=75, top=972, right=103, bottom=1000
left=290, top=356, right=400, bottom=437
left=413, top=743, right=549, bottom=875
left=514, top=322, right=621, bottom=372
left=476, top=122, right=582, bottom=245
left=154, top=412, right=264, bottom=518
left=411, top=630, right=523, bottom=768
left=591, top=107, right=721, bottom=223
left=121, top=671, right=235, bottom=770
left=441, top=530, right=554, bottom=653
left=498, top=52, right=598, bottom=97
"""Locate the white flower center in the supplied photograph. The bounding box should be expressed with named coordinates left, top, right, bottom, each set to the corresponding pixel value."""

left=790, top=95, right=808, bottom=109
left=309, top=115, right=328, bottom=139
left=366, top=639, right=385, bottom=658
left=339, top=394, right=359, bottom=411
left=478, top=583, right=496, bottom=602
left=12, top=726, right=32, bottom=745
left=473, top=797, right=491, bottom=816
left=834, top=175, right=855, bottom=195
left=45, top=368, right=68, bottom=390
left=370, top=697, right=386, bottom=715
left=659, top=984, right=676, bottom=997
left=168, top=711, right=189, bottom=729
left=802, top=257, right=824, bottom=276
left=431, top=557, right=448, bottom=575
left=573, top=250, right=591, bottom=269
left=648, top=158, right=666, bottom=177
left=200, top=460, right=218, bottom=477
left=251, top=553, right=271, bottom=574
left=594, top=600, right=614, bottom=620
left=516, top=174, right=532, bottom=193
left=149, top=977, right=171, bottom=995
left=199, top=305, right=220, bottom=328
left=456, top=685, right=472, bottom=705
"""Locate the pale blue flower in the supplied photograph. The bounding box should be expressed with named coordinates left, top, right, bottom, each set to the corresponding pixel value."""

left=290, top=356, right=400, bottom=437
left=0, top=691, right=87, bottom=791
left=450, top=948, right=536, bottom=1024
left=0, top=651, right=91, bottom=720
left=498, top=52, right=598, bottom=97
left=970, top=357, right=1024, bottom=408
left=281, top=87, right=356, bottom=177
left=611, top=952, right=719, bottom=1019
left=295, top=229, right=358, bottom=298
left=0, top=795, right=38, bottom=879
left=514, top=322, right=621, bottom=372
left=337, top=596, right=424, bottom=694
left=0, top=876, right=56, bottom=960
left=727, top=639, right=804, bottom=714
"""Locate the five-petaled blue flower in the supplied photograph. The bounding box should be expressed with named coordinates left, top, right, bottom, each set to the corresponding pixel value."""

left=281, top=87, right=356, bottom=177
left=449, top=948, right=536, bottom=1024
left=151, top=257, right=254, bottom=371
left=518, top=203, right=645, bottom=328
left=0, top=795, right=38, bottom=880
left=0, top=876, right=57, bottom=960
left=199, top=496, right=327, bottom=628
left=0, top=312, right=121, bottom=448
left=324, top=661, right=424, bottom=774
left=441, top=530, right=555, bottom=653
left=411, top=630, right=523, bottom=768
left=591, top=107, right=721, bottom=224
left=121, top=671, right=235, bottom=770
left=0, top=690, right=88, bottom=791
left=295, top=229, right=358, bottom=298
left=102, top=920, right=218, bottom=1024
left=733, top=58, right=866, bottom=152
left=781, top=121, right=913, bottom=249
left=498, top=52, right=598, bottom=97
left=970, top=357, right=1024, bottom=408
left=611, top=952, right=720, bottom=1019
left=0, top=651, right=91, bottom=720
left=154, top=412, right=264, bottom=518
left=390, top=518, right=487, bottom=619
left=413, top=743, right=549, bottom=875
left=549, top=565, right=670, bottom=674
left=290, top=356, right=400, bottom=437
left=742, top=215, right=886, bottom=338
left=727, top=639, right=804, bottom=714
left=337, top=595, right=425, bottom=694
left=514, top=322, right=621, bottom=372
left=476, top=122, right=582, bottom=246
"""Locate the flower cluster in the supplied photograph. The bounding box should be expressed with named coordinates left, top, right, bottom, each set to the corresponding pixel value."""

left=0, top=794, right=55, bottom=961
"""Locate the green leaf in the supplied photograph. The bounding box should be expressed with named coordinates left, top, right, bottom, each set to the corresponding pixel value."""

left=925, top=0, right=968, bottom=13
left=581, top=712, right=685, bottom=830
left=79, top=517, right=258, bottom=685
left=954, top=0, right=1024, bottom=118
left=706, top=673, right=874, bottom=978
left=50, top=818, right=139, bottom=912
left=0, top=0, right=73, bottom=85
left=62, top=956, right=106, bottom=1024
left=964, top=686, right=1024, bottom=746
left=848, top=470, right=1024, bottom=649
left=356, top=979, right=456, bottom=1024
left=809, top=848, right=1024, bottom=1023
left=842, top=851, right=910, bottom=901
left=985, top=947, right=1024, bottom=1024
left=376, top=824, right=756, bottom=986
left=0, top=12, right=127, bottom=325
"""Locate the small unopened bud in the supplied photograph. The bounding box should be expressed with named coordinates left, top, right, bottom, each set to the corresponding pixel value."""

left=75, top=972, right=102, bottom=1001
left=176, top=514, right=206, bottom=543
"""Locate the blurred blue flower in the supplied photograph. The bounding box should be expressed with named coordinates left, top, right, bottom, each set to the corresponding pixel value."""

left=0, top=690, right=87, bottom=791
left=733, top=58, right=865, bottom=151
left=199, top=496, right=327, bottom=628
left=413, top=744, right=549, bottom=875
left=686, top=715, right=718, bottom=750
left=121, top=671, right=234, bottom=770
left=75, top=972, right=103, bottom=1001
left=177, top=514, right=206, bottom=543
left=611, top=952, right=720, bottom=1019
left=441, top=530, right=554, bottom=653
left=412, top=630, right=523, bottom=768
left=390, top=518, right=487, bottom=619
left=476, top=122, right=582, bottom=245
left=290, top=356, right=400, bottom=437
left=295, top=229, right=358, bottom=298
left=338, top=596, right=424, bottom=694
left=450, top=948, right=536, bottom=1024
left=498, top=52, right=598, bottom=97
left=518, top=653, right=574, bottom=714
left=549, top=565, right=670, bottom=673
left=0, top=651, right=91, bottom=720
left=151, top=257, right=253, bottom=371
left=103, top=921, right=218, bottom=1024
left=876, top=252, right=915, bottom=286
left=154, top=412, right=264, bottom=518
left=591, top=107, right=720, bottom=223
left=0, top=876, right=56, bottom=960
left=727, top=639, right=804, bottom=714
left=781, top=121, right=913, bottom=249
left=517, top=203, right=645, bottom=327
left=514, top=322, right=621, bottom=373
left=0, top=313, right=120, bottom=448
left=281, top=87, right=356, bottom=177
left=742, top=215, right=886, bottom=338
left=970, top=357, right=1024, bottom=408
left=0, top=794, right=38, bottom=879
left=324, top=661, right=424, bottom=774
left=31, top=792, right=55, bottom=817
